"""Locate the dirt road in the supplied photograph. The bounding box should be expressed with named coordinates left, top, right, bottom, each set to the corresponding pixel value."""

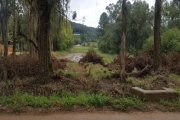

left=1, top=112, right=180, bottom=120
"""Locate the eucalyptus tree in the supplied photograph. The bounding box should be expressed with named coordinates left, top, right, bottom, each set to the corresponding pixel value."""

left=154, top=0, right=162, bottom=70
left=162, top=0, right=180, bottom=29
left=120, top=0, right=127, bottom=82
left=0, top=0, right=12, bottom=56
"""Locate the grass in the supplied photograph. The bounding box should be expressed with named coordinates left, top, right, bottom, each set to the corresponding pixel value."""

left=132, top=80, right=144, bottom=87
left=114, top=96, right=144, bottom=111
left=0, top=90, right=144, bottom=111
left=1, top=90, right=180, bottom=112
left=0, top=90, right=112, bottom=110
left=85, top=64, right=111, bottom=79
left=169, top=73, right=180, bottom=80
left=71, top=46, right=90, bottom=53
left=159, top=97, right=180, bottom=111
left=127, top=76, right=134, bottom=83
left=173, top=87, right=180, bottom=94
left=58, top=69, right=78, bottom=77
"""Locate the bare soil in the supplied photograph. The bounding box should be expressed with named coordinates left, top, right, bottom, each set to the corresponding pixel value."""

left=0, top=112, right=180, bottom=120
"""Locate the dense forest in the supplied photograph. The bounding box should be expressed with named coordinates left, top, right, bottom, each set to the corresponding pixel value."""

left=70, top=21, right=98, bottom=44
left=98, top=0, right=180, bottom=55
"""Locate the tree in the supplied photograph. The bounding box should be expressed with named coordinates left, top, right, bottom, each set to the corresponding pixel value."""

left=98, top=12, right=109, bottom=36
left=120, top=0, right=127, bottom=82
left=0, top=0, right=11, bottom=56
left=154, top=0, right=162, bottom=71
left=35, top=0, right=55, bottom=80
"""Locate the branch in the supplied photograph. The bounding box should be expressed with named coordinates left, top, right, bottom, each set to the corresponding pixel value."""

left=18, top=32, right=38, bottom=52
left=17, top=20, right=38, bottom=52
left=126, top=65, right=152, bottom=77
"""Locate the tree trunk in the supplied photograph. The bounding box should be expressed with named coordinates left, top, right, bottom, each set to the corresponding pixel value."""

left=37, top=0, right=53, bottom=80
left=154, top=0, right=162, bottom=71
left=28, top=6, right=35, bottom=54
left=120, top=0, right=127, bottom=82
left=0, top=0, right=9, bottom=57
left=2, top=18, right=8, bottom=57
left=12, top=0, right=16, bottom=55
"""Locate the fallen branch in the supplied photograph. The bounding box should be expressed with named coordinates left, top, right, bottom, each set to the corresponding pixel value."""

left=127, top=65, right=152, bottom=77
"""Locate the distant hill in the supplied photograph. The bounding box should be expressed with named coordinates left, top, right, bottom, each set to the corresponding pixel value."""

left=70, top=21, right=98, bottom=42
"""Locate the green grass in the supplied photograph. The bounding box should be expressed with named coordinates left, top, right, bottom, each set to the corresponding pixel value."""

left=1, top=90, right=180, bottom=112
left=127, top=76, right=134, bottom=83
left=95, top=49, right=116, bottom=63
left=133, top=80, right=144, bottom=87
left=169, top=73, right=180, bottom=80
left=173, top=87, right=180, bottom=94
left=114, top=96, right=144, bottom=111
left=71, top=46, right=91, bottom=53
left=0, top=90, right=112, bottom=110
left=159, top=97, right=180, bottom=111
left=57, top=69, right=79, bottom=77
left=85, top=64, right=111, bottom=79
left=0, top=90, right=144, bottom=111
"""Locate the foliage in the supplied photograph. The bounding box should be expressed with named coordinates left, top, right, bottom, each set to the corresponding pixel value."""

left=169, top=73, right=180, bottom=80
left=159, top=97, right=180, bottom=111
left=127, top=76, right=133, bottom=83
left=85, top=64, right=111, bottom=79
left=0, top=90, right=112, bottom=109
left=97, top=0, right=153, bottom=55
left=53, top=19, right=74, bottom=51
left=114, top=96, right=144, bottom=111
left=143, top=28, right=180, bottom=53
left=58, top=69, right=79, bottom=78
left=70, top=21, right=98, bottom=43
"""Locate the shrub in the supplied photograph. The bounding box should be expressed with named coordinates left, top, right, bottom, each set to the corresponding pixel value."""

left=143, top=28, right=180, bottom=53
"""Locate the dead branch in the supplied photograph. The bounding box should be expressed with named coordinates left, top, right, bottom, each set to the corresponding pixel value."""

left=127, top=65, right=152, bottom=77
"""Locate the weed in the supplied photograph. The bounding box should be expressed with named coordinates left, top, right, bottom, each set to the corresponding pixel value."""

left=146, top=76, right=157, bottom=82
left=0, top=91, right=113, bottom=109
left=133, top=81, right=144, bottom=87
left=85, top=64, right=111, bottom=79
left=114, top=96, right=144, bottom=111
left=169, top=73, right=180, bottom=80
left=58, top=69, right=78, bottom=77
left=159, top=97, right=180, bottom=111
left=127, top=76, right=133, bottom=83
left=145, top=85, right=151, bottom=90
left=103, top=73, right=111, bottom=79
left=173, top=87, right=180, bottom=94
left=121, top=83, right=125, bottom=89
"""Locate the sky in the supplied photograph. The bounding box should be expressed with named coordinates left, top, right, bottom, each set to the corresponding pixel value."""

left=69, top=0, right=155, bottom=28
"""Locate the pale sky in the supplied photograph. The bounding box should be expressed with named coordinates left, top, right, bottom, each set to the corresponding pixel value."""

left=69, top=0, right=156, bottom=27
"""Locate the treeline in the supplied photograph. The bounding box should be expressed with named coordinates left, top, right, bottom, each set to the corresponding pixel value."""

left=98, top=0, right=180, bottom=55
left=70, top=21, right=98, bottom=44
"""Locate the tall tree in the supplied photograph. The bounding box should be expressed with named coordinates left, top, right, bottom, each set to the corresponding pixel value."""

left=120, top=0, right=127, bottom=82
left=12, top=0, right=17, bottom=55
left=0, top=0, right=11, bottom=56
left=35, top=0, right=55, bottom=79
left=154, top=0, right=162, bottom=70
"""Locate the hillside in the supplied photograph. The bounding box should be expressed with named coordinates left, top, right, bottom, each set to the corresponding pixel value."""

left=70, top=21, right=98, bottom=42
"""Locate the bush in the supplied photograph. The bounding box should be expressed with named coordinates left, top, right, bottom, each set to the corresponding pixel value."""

left=143, top=28, right=180, bottom=53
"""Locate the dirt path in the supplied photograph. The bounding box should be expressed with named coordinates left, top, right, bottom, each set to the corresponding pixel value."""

left=1, top=112, right=180, bottom=120
left=58, top=53, right=85, bottom=62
